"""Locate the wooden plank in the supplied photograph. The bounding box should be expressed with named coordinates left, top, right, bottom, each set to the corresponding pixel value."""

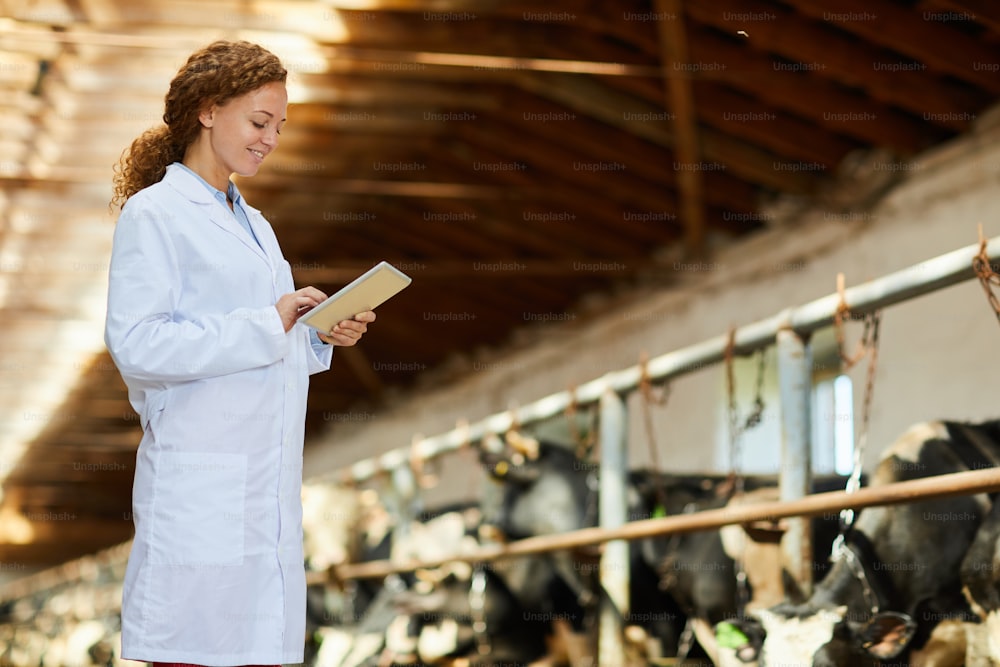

left=332, top=346, right=385, bottom=398
left=684, top=27, right=946, bottom=152
left=296, top=259, right=670, bottom=281
left=780, top=0, right=1000, bottom=93
left=685, top=0, right=988, bottom=130
left=19, top=430, right=140, bottom=450
left=934, top=0, right=1000, bottom=32
left=655, top=0, right=705, bottom=259
left=590, top=21, right=946, bottom=152
left=457, top=123, right=677, bottom=254
left=693, top=81, right=860, bottom=165
left=514, top=71, right=818, bottom=193
left=3, top=483, right=131, bottom=516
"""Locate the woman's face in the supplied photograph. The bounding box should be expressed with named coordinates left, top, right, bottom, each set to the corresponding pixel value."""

left=199, top=80, right=287, bottom=179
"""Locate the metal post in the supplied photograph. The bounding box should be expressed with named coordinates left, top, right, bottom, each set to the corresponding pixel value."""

left=388, top=463, right=419, bottom=560
left=776, top=328, right=813, bottom=598
left=598, top=385, right=629, bottom=667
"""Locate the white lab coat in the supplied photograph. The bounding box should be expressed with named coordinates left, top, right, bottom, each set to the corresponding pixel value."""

left=105, top=164, right=332, bottom=666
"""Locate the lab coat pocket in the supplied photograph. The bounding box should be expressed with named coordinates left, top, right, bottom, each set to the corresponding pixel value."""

left=149, top=452, right=247, bottom=566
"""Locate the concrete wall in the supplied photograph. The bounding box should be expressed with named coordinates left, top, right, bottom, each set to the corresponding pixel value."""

left=304, top=110, right=1000, bottom=506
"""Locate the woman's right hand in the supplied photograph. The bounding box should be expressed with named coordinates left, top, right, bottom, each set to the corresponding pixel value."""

left=275, top=287, right=329, bottom=332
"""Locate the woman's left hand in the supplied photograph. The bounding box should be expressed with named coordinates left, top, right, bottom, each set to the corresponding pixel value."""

left=318, top=310, right=376, bottom=346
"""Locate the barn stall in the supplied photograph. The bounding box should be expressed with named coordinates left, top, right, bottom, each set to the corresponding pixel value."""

left=2, top=0, right=1000, bottom=665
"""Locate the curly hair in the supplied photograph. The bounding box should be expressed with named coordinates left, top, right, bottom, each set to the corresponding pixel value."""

left=111, top=40, right=287, bottom=209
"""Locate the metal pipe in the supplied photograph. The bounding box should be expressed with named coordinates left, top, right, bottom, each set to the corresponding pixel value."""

left=321, top=467, right=1000, bottom=582
left=327, top=236, right=1000, bottom=485
left=598, top=386, right=629, bottom=666
left=776, top=328, right=813, bottom=599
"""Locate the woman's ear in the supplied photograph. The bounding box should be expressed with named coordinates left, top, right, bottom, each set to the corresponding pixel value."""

left=198, top=105, right=216, bottom=128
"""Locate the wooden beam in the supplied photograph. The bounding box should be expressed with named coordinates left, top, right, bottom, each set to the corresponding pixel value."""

left=780, top=0, right=1000, bottom=94
left=324, top=345, right=385, bottom=398
left=514, top=71, right=818, bottom=194
left=593, top=18, right=947, bottom=151
left=656, top=0, right=705, bottom=260
left=683, top=27, right=946, bottom=152
left=21, top=430, right=140, bottom=450
left=456, top=124, right=677, bottom=253
left=297, top=259, right=677, bottom=282
left=685, top=0, right=988, bottom=131
left=692, top=82, right=859, bottom=165
left=934, top=0, right=1000, bottom=32
left=246, top=172, right=512, bottom=199
left=3, top=482, right=131, bottom=515
left=0, top=540, right=132, bottom=569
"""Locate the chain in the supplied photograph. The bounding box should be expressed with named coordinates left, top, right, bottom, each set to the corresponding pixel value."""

left=676, top=618, right=695, bottom=662
left=723, top=329, right=767, bottom=618
left=834, top=309, right=882, bottom=552
left=409, top=434, right=442, bottom=490
left=972, top=224, right=1000, bottom=328
left=832, top=541, right=880, bottom=616
left=639, top=352, right=672, bottom=517
left=830, top=317, right=882, bottom=617
left=565, top=385, right=597, bottom=461
left=468, top=566, right=490, bottom=656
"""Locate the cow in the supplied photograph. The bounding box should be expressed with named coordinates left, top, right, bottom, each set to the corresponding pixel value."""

left=479, top=435, right=846, bottom=663
left=721, top=419, right=1000, bottom=666
left=479, top=435, right=697, bottom=659
left=961, top=491, right=1000, bottom=665
left=311, top=500, right=584, bottom=667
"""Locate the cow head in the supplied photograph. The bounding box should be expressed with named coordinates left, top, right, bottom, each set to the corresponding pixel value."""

left=479, top=437, right=590, bottom=538
left=716, top=607, right=917, bottom=666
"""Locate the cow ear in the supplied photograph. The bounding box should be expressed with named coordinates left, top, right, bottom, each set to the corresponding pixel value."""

left=479, top=451, right=540, bottom=485
left=859, top=611, right=916, bottom=660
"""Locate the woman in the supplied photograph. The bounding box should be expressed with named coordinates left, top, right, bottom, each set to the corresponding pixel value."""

left=105, top=41, right=374, bottom=667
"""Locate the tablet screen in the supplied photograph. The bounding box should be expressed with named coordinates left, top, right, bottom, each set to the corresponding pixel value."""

left=297, top=261, right=412, bottom=332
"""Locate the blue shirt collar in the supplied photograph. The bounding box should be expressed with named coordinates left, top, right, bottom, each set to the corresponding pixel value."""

left=172, top=162, right=244, bottom=208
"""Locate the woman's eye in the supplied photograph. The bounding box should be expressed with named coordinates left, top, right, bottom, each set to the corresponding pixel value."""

left=252, top=121, right=266, bottom=129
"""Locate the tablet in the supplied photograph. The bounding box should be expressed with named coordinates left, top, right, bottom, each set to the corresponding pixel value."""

left=297, top=261, right=412, bottom=332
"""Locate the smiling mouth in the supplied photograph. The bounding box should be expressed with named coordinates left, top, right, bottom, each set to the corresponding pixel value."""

left=249, top=149, right=264, bottom=160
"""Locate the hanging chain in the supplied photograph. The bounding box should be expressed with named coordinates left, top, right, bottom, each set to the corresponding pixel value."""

left=724, top=329, right=768, bottom=618
left=468, top=565, right=490, bottom=656
left=561, top=385, right=602, bottom=528
left=639, top=352, right=672, bottom=517
left=565, top=385, right=597, bottom=462
left=972, top=224, right=1000, bottom=328
left=835, top=310, right=881, bottom=535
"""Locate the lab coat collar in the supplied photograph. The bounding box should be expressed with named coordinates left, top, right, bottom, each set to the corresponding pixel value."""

left=162, top=164, right=271, bottom=265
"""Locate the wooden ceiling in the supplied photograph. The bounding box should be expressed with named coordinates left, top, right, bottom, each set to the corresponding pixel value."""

left=0, top=0, right=997, bottom=569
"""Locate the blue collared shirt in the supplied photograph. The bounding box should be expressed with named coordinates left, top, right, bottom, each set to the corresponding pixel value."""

left=173, top=162, right=261, bottom=249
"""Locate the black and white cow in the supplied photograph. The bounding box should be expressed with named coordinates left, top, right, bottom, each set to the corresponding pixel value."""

left=480, top=437, right=845, bottom=662
left=726, top=420, right=1000, bottom=666
left=311, top=501, right=583, bottom=667
left=480, top=437, right=697, bottom=658
left=960, top=490, right=1000, bottom=664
